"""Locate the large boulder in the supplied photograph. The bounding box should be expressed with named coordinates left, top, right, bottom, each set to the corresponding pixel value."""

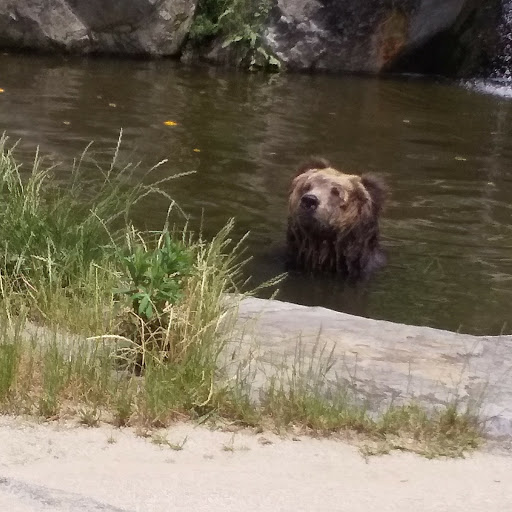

left=263, top=0, right=500, bottom=74
left=0, top=0, right=198, bottom=56
left=391, top=0, right=502, bottom=77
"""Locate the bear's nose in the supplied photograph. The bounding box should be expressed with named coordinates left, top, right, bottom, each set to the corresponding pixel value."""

left=300, top=193, right=319, bottom=210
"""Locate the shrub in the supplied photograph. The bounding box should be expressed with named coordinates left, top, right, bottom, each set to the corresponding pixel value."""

left=116, top=229, right=193, bottom=322
left=190, top=0, right=280, bottom=70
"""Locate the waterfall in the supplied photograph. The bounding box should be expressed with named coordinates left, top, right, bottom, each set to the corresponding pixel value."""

left=468, top=0, right=512, bottom=97
left=493, top=0, right=512, bottom=81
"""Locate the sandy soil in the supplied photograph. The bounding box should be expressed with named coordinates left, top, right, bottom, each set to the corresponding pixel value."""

left=0, top=417, right=511, bottom=512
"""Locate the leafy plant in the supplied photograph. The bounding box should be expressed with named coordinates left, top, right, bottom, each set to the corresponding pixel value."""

left=116, top=229, right=193, bottom=322
left=190, top=0, right=280, bottom=71
left=0, top=132, right=182, bottom=329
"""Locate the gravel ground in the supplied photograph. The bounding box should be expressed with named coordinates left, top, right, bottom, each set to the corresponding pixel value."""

left=0, top=417, right=511, bottom=512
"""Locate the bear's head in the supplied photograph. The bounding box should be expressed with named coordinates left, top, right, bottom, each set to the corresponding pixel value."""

left=287, top=158, right=386, bottom=277
left=288, top=159, right=385, bottom=237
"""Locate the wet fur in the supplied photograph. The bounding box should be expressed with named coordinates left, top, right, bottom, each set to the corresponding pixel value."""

left=287, top=159, right=386, bottom=279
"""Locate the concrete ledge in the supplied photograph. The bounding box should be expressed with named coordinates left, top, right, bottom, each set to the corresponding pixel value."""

left=236, top=297, right=512, bottom=437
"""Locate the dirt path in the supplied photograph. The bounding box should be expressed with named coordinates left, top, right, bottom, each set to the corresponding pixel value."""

left=0, top=417, right=511, bottom=512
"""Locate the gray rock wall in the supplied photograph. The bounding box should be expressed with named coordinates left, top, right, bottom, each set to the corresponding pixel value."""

left=0, top=0, right=503, bottom=76
left=390, top=0, right=502, bottom=77
left=0, top=0, right=198, bottom=56
left=263, top=0, right=492, bottom=74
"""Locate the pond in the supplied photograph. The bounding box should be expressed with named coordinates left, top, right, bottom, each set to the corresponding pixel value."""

left=0, top=53, right=511, bottom=335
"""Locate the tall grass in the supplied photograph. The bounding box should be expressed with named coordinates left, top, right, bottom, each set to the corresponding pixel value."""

left=0, top=132, right=189, bottom=330
left=0, top=133, right=252, bottom=425
left=0, top=134, right=131, bottom=280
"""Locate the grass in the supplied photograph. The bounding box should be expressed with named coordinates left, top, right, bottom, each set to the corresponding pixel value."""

left=151, top=433, right=188, bottom=450
left=230, top=338, right=482, bottom=458
left=0, top=136, right=484, bottom=458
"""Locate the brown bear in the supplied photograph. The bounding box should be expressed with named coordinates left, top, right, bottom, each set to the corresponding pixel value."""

left=287, top=158, right=386, bottom=279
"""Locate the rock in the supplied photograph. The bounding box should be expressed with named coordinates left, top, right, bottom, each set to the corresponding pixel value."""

left=391, top=0, right=503, bottom=77
left=0, top=0, right=198, bottom=56
left=0, top=0, right=502, bottom=76
left=233, top=297, right=512, bottom=438
left=263, top=0, right=499, bottom=74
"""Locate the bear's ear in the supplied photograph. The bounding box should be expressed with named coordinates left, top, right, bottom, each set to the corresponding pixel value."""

left=295, top=157, right=331, bottom=177
left=289, top=172, right=309, bottom=195
left=361, top=174, right=387, bottom=213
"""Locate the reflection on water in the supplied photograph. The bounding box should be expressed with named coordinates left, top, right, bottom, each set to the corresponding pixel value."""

left=0, top=53, right=511, bottom=335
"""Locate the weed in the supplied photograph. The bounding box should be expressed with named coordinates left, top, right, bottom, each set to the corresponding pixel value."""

left=0, top=343, right=17, bottom=401
left=228, top=338, right=482, bottom=457
left=190, top=0, right=280, bottom=70
left=78, top=406, right=101, bottom=427
left=220, top=434, right=249, bottom=452
left=112, top=381, right=134, bottom=427
left=168, top=436, right=188, bottom=451
left=38, top=342, right=67, bottom=418
left=0, top=132, right=186, bottom=332
left=116, top=229, right=192, bottom=322
left=374, top=403, right=481, bottom=458
left=151, top=433, right=188, bottom=451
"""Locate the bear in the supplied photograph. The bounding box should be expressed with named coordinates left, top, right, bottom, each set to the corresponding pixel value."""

left=286, top=158, right=386, bottom=280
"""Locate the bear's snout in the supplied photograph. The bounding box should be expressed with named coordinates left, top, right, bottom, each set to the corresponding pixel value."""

left=300, top=193, right=319, bottom=211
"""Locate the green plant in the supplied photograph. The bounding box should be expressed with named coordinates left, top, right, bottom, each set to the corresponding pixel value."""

left=38, top=342, right=67, bottom=417
left=0, top=132, right=190, bottom=331
left=113, top=381, right=134, bottom=427
left=190, top=0, right=280, bottom=70
left=151, top=433, right=188, bottom=451
left=374, top=403, right=481, bottom=458
left=116, top=229, right=193, bottom=322
left=78, top=405, right=101, bottom=427
left=0, top=343, right=17, bottom=401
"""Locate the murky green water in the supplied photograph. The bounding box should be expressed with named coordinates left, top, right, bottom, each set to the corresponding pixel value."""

left=1, top=53, right=511, bottom=335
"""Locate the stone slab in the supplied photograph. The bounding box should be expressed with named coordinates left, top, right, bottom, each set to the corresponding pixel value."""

left=235, top=297, right=512, bottom=437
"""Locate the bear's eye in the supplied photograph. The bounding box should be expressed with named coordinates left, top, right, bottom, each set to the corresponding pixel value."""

left=302, top=183, right=312, bottom=193
left=331, top=186, right=341, bottom=197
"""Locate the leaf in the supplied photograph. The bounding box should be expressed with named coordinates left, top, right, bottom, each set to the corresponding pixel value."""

left=218, top=7, right=234, bottom=22
left=164, top=120, right=178, bottom=126
left=267, top=55, right=281, bottom=68
left=145, top=301, right=153, bottom=319
left=138, top=294, right=150, bottom=317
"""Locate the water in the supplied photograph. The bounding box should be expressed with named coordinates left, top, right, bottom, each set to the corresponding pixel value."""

left=0, top=53, right=511, bottom=335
